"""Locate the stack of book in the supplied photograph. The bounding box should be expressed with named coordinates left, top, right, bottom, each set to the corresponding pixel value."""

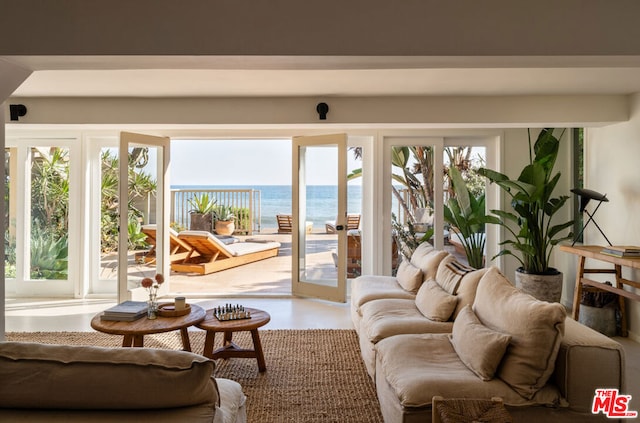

left=100, top=301, right=148, bottom=321
left=600, top=246, right=640, bottom=258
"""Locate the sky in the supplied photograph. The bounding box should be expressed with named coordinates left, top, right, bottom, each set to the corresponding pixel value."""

left=170, top=139, right=361, bottom=186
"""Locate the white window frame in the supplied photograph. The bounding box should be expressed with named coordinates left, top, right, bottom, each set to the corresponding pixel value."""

left=5, top=135, right=81, bottom=297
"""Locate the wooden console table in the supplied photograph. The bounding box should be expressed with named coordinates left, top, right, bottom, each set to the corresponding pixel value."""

left=560, top=245, right=640, bottom=337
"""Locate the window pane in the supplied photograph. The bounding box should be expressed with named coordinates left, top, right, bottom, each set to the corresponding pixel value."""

left=390, top=145, right=435, bottom=273
left=444, top=146, right=487, bottom=268
left=30, top=146, right=69, bottom=279
left=100, top=147, right=119, bottom=282
left=5, top=148, right=16, bottom=279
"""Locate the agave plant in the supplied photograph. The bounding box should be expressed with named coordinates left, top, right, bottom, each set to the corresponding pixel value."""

left=213, top=205, right=235, bottom=222
left=478, top=128, right=574, bottom=274
left=443, top=167, right=496, bottom=269
left=188, top=193, right=217, bottom=214
left=30, top=226, right=68, bottom=279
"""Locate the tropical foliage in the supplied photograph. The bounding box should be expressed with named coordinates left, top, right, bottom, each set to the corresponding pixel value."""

left=188, top=192, right=217, bottom=214
left=386, top=146, right=486, bottom=262
left=348, top=145, right=487, bottom=265
left=30, top=224, right=68, bottom=279
left=4, top=146, right=157, bottom=280
left=29, top=147, right=70, bottom=279
left=478, top=128, right=574, bottom=274
left=100, top=149, right=157, bottom=253
left=443, top=167, right=495, bottom=269
left=213, top=205, right=235, bottom=222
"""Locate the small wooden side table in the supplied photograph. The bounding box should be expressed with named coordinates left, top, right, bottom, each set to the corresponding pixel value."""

left=560, top=244, right=640, bottom=337
left=91, top=303, right=206, bottom=350
left=197, top=307, right=270, bottom=372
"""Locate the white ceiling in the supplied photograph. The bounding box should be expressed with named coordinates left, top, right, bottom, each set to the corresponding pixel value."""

left=7, top=56, right=640, bottom=98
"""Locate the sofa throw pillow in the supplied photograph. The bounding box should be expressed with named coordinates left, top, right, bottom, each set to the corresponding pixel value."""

left=451, top=267, right=489, bottom=320
left=472, top=267, right=566, bottom=399
left=410, top=248, right=450, bottom=282
left=435, top=255, right=476, bottom=294
left=449, top=305, right=512, bottom=381
left=396, top=260, right=424, bottom=293
left=415, top=279, right=458, bottom=321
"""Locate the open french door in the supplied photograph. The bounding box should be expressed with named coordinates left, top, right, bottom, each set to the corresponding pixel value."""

left=292, top=134, right=347, bottom=302
left=118, top=132, right=170, bottom=303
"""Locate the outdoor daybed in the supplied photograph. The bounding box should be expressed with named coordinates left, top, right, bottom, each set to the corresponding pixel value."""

left=171, top=230, right=280, bottom=275
left=0, top=342, right=247, bottom=422
left=351, top=243, right=625, bottom=422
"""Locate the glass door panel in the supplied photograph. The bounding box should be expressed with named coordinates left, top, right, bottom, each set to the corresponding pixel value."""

left=119, top=132, right=170, bottom=303
left=4, top=148, right=16, bottom=281
left=292, top=134, right=347, bottom=302
left=443, top=144, right=487, bottom=269
left=346, top=145, right=363, bottom=279
left=98, top=147, right=120, bottom=285
left=387, top=139, right=444, bottom=274
left=29, top=146, right=70, bottom=280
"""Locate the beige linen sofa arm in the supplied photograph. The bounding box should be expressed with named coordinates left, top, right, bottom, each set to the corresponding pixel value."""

left=553, top=317, right=625, bottom=412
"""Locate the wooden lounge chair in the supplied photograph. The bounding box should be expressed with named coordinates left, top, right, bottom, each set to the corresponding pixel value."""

left=276, top=214, right=293, bottom=233
left=171, top=230, right=281, bottom=275
left=138, top=224, right=195, bottom=264
left=325, top=214, right=361, bottom=234
left=276, top=214, right=313, bottom=234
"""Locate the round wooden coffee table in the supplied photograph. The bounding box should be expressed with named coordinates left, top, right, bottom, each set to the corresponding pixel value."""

left=91, top=303, right=206, bottom=351
left=197, top=307, right=270, bottom=372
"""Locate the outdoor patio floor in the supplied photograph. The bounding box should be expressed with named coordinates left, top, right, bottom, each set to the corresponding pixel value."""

left=170, top=230, right=334, bottom=297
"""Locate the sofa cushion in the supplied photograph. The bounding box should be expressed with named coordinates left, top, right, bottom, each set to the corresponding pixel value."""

left=375, top=333, right=562, bottom=409
left=410, top=244, right=449, bottom=281
left=0, top=342, right=217, bottom=410
left=351, top=275, right=416, bottom=313
left=396, top=260, right=424, bottom=293
left=361, top=298, right=452, bottom=343
left=450, top=305, right=511, bottom=381
left=415, top=280, right=458, bottom=322
left=451, top=267, right=489, bottom=320
left=472, top=267, right=566, bottom=399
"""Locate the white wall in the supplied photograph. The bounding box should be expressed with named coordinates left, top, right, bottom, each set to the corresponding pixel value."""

left=4, top=95, right=629, bottom=127
left=584, top=93, right=640, bottom=341
left=0, top=61, right=31, bottom=341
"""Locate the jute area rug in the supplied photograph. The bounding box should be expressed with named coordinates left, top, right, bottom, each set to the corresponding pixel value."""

left=6, top=329, right=384, bottom=423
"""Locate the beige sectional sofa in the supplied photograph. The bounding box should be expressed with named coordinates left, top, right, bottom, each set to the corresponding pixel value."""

left=351, top=244, right=626, bottom=422
left=0, top=342, right=247, bottom=422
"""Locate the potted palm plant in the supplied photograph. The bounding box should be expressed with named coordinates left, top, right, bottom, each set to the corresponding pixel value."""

left=214, top=205, right=235, bottom=236
left=188, top=193, right=217, bottom=232
left=443, top=167, right=495, bottom=269
left=478, top=128, right=574, bottom=302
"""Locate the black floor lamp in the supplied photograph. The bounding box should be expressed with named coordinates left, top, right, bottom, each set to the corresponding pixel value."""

left=571, top=188, right=612, bottom=246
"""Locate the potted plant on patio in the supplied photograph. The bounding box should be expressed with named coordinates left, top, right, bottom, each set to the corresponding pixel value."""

left=214, top=205, right=235, bottom=236
left=478, top=128, right=574, bottom=302
left=188, top=193, right=216, bottom=232
left=443, top=166, right=495, bottom=269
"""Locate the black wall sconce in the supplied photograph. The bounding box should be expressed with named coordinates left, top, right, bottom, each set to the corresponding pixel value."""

left=9, top=104, right=27, bottom=121
left=316, top=102, right=329, bottom=120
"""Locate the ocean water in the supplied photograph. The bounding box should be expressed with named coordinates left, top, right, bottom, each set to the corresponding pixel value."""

left=172, top=185, right=362, bottom=229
